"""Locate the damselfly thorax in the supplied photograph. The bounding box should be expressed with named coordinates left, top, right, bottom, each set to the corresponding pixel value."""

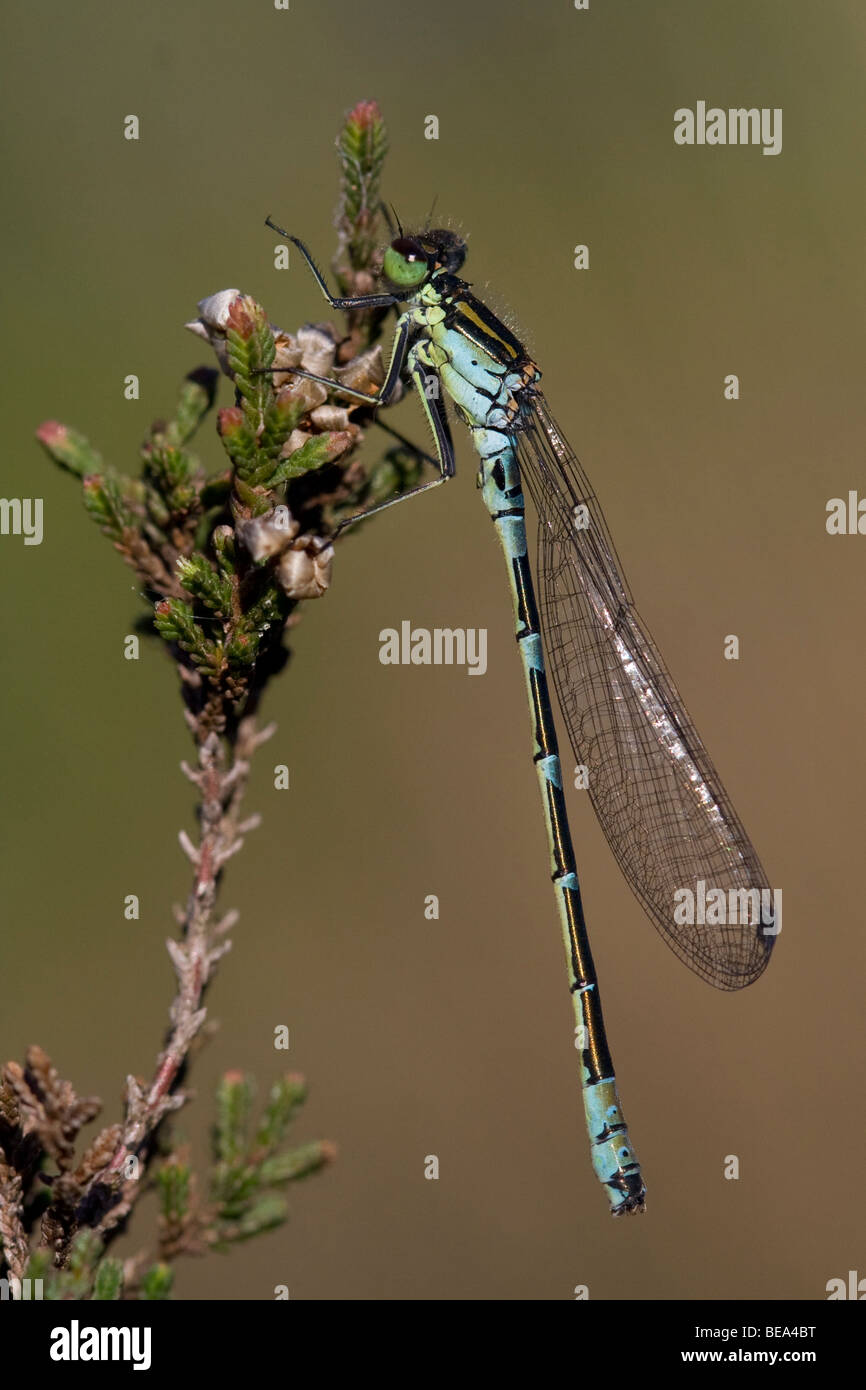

left=409, top=273, right=541, bottom=439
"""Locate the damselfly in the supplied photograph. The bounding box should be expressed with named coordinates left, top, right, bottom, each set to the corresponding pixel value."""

left=265, top=215, right=778, bottom=1214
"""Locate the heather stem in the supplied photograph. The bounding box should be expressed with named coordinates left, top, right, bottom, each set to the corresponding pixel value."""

left=99, top=717, right=272, bottom=1190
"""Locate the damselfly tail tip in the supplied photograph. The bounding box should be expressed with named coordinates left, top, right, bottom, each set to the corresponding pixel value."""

left=611, top=1180, right=647, bottom=1216
left=612, top=1199, right=647, bottom=1217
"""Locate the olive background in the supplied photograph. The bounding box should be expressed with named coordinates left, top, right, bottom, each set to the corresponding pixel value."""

left=1, top=0, right=863, bottom=1300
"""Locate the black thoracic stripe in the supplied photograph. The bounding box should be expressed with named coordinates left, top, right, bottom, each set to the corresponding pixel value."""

left=441, top=286, right=529, bottom=364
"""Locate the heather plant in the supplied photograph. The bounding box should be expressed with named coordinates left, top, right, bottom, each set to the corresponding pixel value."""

left=1, top=101, right=416, bottom=1300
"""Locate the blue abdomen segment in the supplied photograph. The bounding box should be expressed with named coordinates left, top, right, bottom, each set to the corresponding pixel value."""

left=583, top=1078, right=644, bottom=1207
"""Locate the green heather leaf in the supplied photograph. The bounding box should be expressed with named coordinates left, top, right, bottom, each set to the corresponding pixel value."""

left=267, top=432, right=343, bottom=486
left=82, top=473, right=135, bottom=539
left=255, top=1075, right=307, bottom=1152
left=257, top=392, right=306, bottom=466
left=165, top=368, right=219, bottom=447
left=154, top=598, right=220, bottom=666
left=139, top=1263, right=174, bottom=1300
left=217, top=407, right=258, bottom=475
left=215, top=1195, right=287, bottom=1246
left=260, top=1141, right=332, bottom=1186
left=211, top=1159, right=260, bottom=1216
left=224, top=628, right=261, bottom=667
left=242, top=583, right=286, bottom=636
left=337, top=100, right=388, bottom=246
left=36, top=421, right=104, bottom=477
left=92, top=1258, right=124, bottom=1300
left=213, top=1073, right=254, bottom=1165
left=158, top=1160, right=192, bottom=1221
left=176, top=554, right=234, bottom=615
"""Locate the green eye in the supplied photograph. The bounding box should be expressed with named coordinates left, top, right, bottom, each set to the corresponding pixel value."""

left=383, top=238, right=429, bottom=289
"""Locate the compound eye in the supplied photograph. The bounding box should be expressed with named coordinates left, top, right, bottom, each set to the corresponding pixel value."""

left=383, top=237, right=429, bottom=290
left=391, top=236, right=424, bottom=261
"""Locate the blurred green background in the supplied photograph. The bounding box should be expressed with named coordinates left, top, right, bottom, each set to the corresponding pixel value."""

left=2, top=0, right=864, bottom=1300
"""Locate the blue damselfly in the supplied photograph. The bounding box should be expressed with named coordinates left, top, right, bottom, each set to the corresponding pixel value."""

left=264, top=216, right=778, bottom=1215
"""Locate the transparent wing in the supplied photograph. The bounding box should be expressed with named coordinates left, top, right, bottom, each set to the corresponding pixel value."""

left=514, top=393, right=775, bottom=989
